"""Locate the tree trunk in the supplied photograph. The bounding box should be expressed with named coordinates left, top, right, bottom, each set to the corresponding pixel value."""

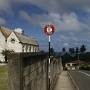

left=5, top=55, right=7, bottom=63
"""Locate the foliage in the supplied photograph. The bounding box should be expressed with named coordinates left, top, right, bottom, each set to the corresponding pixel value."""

left=0, top=65, right=8, bottom=90
left=80, top=64, right=90, bottom=71
left=50, top=48, right=55, bottom=56
left=69, top=48, right=75, bottom=55
left=62, top=47, right=66, bottom=52
left=40, top=50, right=45, bottom=52
left=61, top=44, right=88, bottom=66
left=1, top=49, right=11, bottom=63
left=61, top=52, right=72, bottom=66
left=54, top=52, right=61, bottom=59
left=76, top=47, right=79, bottom=55
left=80, top=45, right=86, bottom=53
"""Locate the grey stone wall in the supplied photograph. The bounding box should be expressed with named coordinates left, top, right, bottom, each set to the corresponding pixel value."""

left=50, top=57, right=61, bottom=90
left=8, top=52, right=62, bottom=90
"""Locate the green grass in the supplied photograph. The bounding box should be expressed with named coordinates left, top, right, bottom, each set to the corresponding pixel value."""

left=0, top=65, right=8, bottom=90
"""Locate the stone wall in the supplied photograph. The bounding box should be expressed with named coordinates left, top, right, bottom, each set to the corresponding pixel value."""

left=8, top=52, right=62, bottom=90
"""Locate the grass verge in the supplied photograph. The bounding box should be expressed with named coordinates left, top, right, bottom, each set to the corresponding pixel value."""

left=0, top=65, right=8, bottom=90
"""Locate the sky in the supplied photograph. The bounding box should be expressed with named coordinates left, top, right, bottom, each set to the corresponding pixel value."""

left=1, top=0, right=90, bottom=52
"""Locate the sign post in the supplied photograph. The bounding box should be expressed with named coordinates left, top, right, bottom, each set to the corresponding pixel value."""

left=44, top=24, right=55, bottom=90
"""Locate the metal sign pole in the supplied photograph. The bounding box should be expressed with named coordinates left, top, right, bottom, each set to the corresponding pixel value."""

left=44, top=24, right=55, bottom=90
left=48, top=35, right=50, bottom=90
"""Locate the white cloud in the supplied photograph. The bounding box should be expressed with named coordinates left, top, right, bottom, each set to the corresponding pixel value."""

left=19, top=10, right=31, bottom=21
left=0, top=0, right=90, bottom=30
left=59, top=34, right=68, bottom=41
left=13, top=0, right=90, bottom=13
left=14, top=28, right=23, bottom=34
left=1, top=0, right=90, bottom=16
left=0, top=17, right=6, bottom=25
left=0, top=0, right=90, bottom=51
left=19, top=11, right=87, bottom=32
left=0, top=0, right=13, bottom=15
left=63, top=43, right=69, bottom=47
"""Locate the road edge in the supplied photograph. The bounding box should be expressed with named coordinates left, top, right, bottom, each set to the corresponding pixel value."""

left=68, top=71, right=80, bottom=90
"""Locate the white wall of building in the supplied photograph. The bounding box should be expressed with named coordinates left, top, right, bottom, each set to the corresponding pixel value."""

left=0, top=31, right=39, bottom=62
left=7, top=32, right=22, bottom=52
left=0, top=31, right=7, bottom=62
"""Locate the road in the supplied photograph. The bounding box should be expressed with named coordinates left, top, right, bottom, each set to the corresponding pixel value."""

left=69, top=70, right=90, bottom=90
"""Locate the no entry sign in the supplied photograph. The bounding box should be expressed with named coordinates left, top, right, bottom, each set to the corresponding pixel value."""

left=44, top=24, right=55, bottom=35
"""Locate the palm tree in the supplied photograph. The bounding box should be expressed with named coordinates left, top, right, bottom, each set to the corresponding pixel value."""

left=72, top=48, right=75, bottom=54
left=69, top=48, right=75, bottom=55
left=62, top=47, right=66, bottom=52
left=69, top=48, right=72, bottom=55
left=76, top=47, right=79, bottom=55
left=76, top=47, right=79, bottom=60
left=1, top=49, right=11, bottom=63
left=80, top=45, right=86, bottom=53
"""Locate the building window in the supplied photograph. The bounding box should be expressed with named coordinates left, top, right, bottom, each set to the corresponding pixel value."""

left=33, top=47, right=35, bottom=52
left=72, top=64, right=77, bottom=66
left=11, top=38, right=15, bottom=44
left=29, top=47, right=31, bottom=52
left=26, top=45, right=28, bottom=52
left=67, top=64, right=70, bottom=66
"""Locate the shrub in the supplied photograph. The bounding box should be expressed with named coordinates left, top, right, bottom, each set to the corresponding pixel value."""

left=80, top=65, right=90, bottom=71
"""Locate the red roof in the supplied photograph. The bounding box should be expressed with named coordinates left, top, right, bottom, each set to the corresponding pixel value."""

left=71, top=60, right=85, bottom=65
left=0, top=26, right=12, bottom=38
left=88, top=62, right=90, bottom=65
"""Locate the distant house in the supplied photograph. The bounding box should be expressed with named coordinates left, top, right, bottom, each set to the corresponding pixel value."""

left=0, top=26, right=39, bottom=62
left=65, top=60, right=85, bottom=70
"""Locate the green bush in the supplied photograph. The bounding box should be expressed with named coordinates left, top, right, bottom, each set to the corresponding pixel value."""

left=80, top=65, right=90, bottom=71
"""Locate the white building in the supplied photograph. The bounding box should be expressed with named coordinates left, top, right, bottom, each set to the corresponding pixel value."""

left=65, top=60, right=85, bottom=70
left=0, top=26, right=39, bottom=62
left=65, top=62, right=78, bottom=70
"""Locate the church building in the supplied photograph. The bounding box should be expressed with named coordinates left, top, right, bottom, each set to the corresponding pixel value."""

left=0, top=26, right=39, bottom=62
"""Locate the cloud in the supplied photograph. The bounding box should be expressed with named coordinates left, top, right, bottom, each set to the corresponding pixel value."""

left=19, top=11, right=87, bottom=32
left=14, top=28, right=23, bottom=34
left=1, top=0, right=90, bottom=16
left=19, top=10, right=32, bottom=22
left=57, top=30, right=90, bottom=51
left=13, top=0, right=90, bottom=13
left=63, top=43, right=69, bottom=47
left=0, top=0, right=90, bottom=29
left=0, top=0, right=13, bottom=15
left=8, top=0, right=90, bottom=32
left=0, top=0, right=90, bottom=51
left=0, top=17, right=6, bottom=25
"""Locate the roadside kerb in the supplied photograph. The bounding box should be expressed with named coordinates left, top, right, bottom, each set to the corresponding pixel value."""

left=68, top=71, right=79, bottom=90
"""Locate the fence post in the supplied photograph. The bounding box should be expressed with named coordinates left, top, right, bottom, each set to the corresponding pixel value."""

left=8, top=53, right=23, bottom=90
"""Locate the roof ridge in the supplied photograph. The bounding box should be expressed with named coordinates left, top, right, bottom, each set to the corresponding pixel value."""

left=0, top=26, right=12, bottom=31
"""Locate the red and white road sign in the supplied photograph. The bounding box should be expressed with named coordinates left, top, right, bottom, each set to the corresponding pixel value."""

left=44, top=24, right=55, bottom=35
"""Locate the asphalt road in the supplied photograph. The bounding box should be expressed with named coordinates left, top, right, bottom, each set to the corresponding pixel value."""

left=69, top=70, right=90, bottom=90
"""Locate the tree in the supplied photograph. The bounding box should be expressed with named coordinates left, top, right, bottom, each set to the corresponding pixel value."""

left=50, top=48, right=55, bottom=56
left=80, top=45, right=86, bottom=53
left=72, top=48, right=75, bottom=54
left=1, top=49, right=11, bottom=63
left=75, top=47, right=79, bottom=60
left=61, top=52, right=72, bottom=66
left=69, top=48, right=75, bottom=55
left=76, top=47, right=79, bottom=55
left=40, top=50, right=45, bottom=52
left=62, top=47, right=66, bottom=52
left=69, top=48, right=72, bottom=54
